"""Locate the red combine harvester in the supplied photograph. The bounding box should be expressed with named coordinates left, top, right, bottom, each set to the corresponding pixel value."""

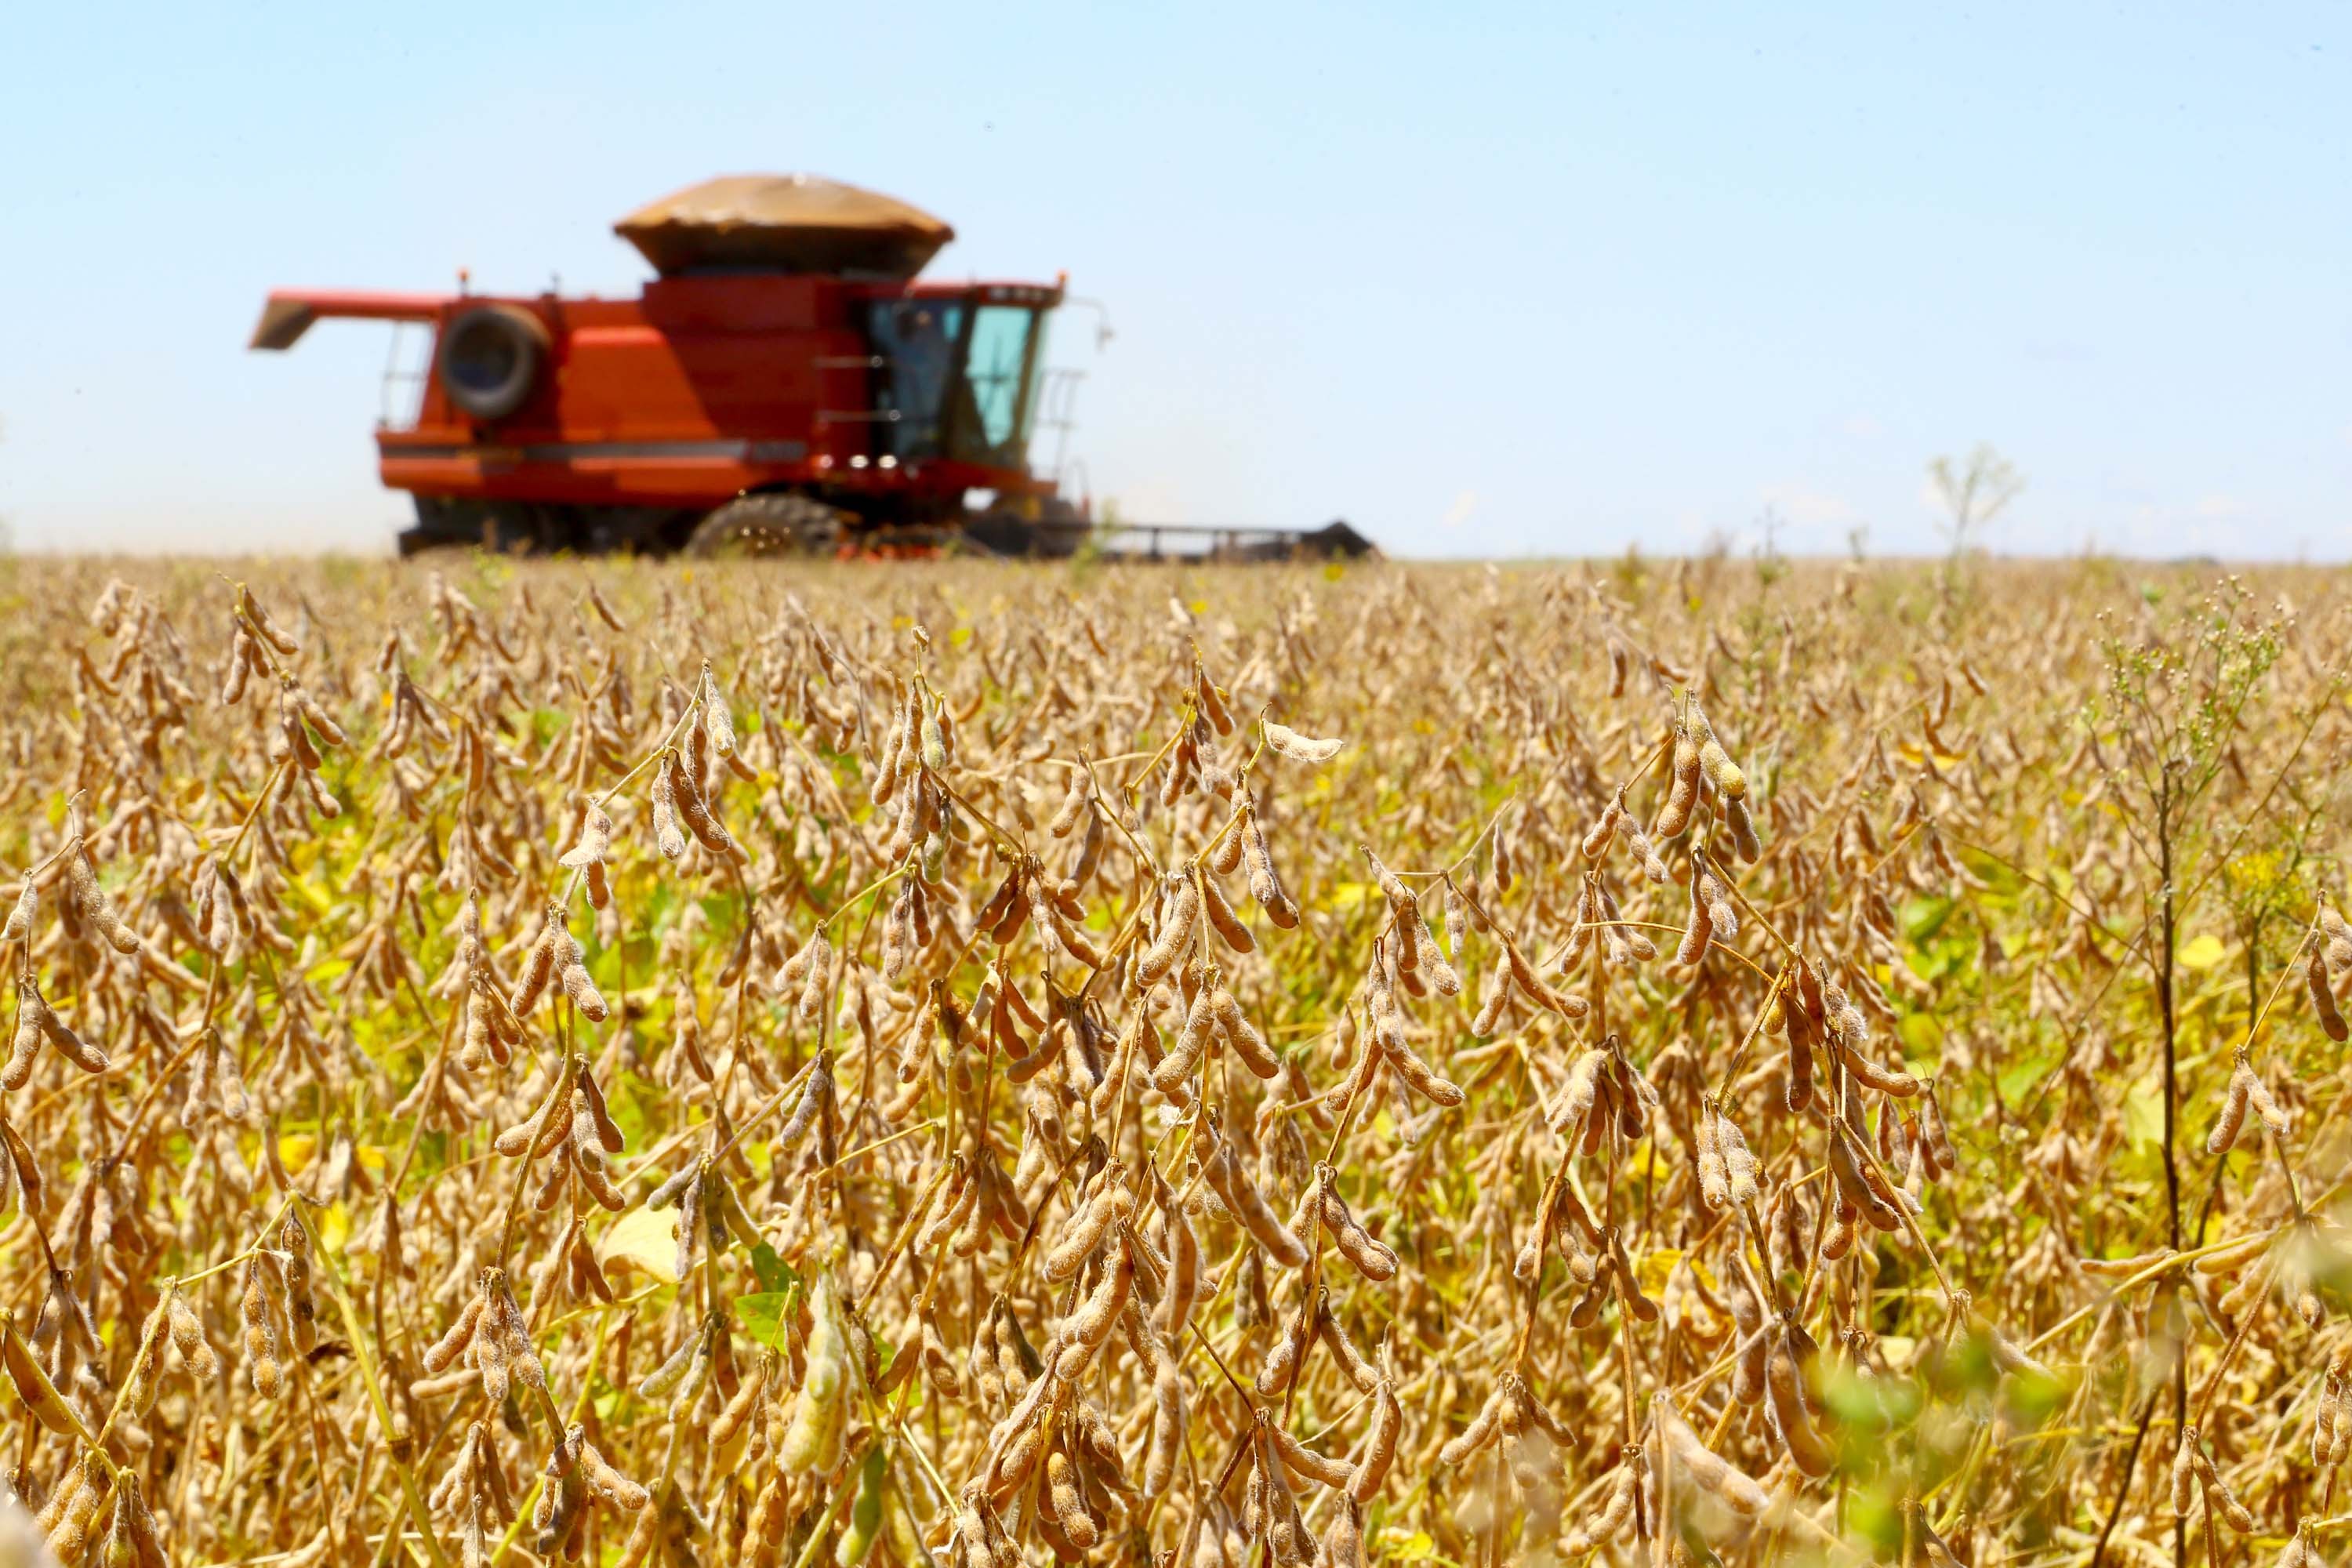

left=253, top=175, right=1374, bottom=561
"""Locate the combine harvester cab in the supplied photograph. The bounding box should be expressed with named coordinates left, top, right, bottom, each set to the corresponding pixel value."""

left=253, top=175, right=1086, bottom=557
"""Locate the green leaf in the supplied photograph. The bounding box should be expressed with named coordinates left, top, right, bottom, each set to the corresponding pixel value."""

left=735, top=1290, right=795, bottom=1351
left=1843, top=1483, right=1904, bottom=1557
left=748, top=1243, right=797, bottom=1295
left=2005, top=1367, right=2069, bottom=1425
left=1896, top=1011, right=1941, bottom=1059
left=1997, top=1051, right=2055, bottom=1103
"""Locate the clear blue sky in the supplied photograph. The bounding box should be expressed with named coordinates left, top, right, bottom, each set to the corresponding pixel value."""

left=2, top=2, right=2345, bottom=558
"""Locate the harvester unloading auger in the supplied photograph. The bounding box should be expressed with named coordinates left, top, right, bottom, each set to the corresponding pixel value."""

left=252, top=174, right=1374, bottom=561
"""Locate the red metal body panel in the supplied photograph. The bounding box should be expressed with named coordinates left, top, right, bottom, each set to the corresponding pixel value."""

left=262, top=273, right=1063, bottom=521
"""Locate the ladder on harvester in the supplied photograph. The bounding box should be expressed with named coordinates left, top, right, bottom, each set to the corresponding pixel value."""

left=377, top=322, right=434, bottom=432
left=1037, top=366, right=1087, bottom=491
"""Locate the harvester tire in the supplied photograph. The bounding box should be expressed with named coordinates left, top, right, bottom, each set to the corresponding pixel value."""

left=437, top=305, right=548, bottom=422
left=685, top=493, right=846, bottom=558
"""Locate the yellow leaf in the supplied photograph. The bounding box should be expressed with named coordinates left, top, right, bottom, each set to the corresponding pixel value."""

left=949, top=625, right=973, bottom=647
left=2179, top=935, right=2229, bottom=970
left=1639, top=1247, right=1683, bottom=1294
left=2124, top=1078, right=2165, bottom=1150
left=277, top=1133, right=317, bottom=1174
left=601, top=1205, right=682, bottom=1284
left=320, top=1201, right=351, bottom=1255
left=1189, top=599, right=1208, bottom=615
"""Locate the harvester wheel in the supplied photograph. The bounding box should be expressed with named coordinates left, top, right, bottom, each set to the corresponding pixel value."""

left=684, top=493, right=846, bottom=558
